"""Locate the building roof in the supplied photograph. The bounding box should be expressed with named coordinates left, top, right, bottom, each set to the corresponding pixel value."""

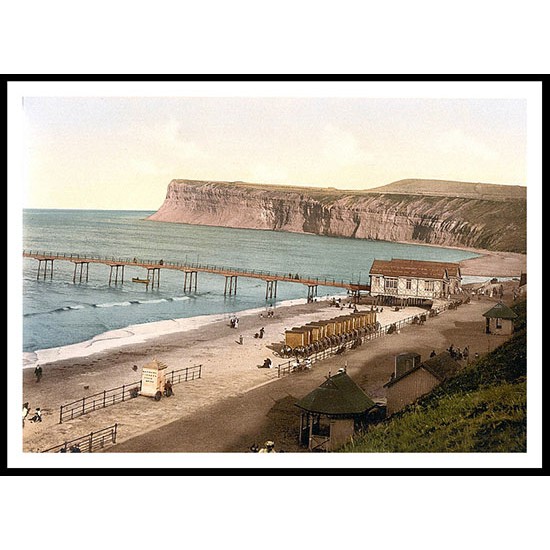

left=369, top=258, right=461, bottom=280
left=482, top=302, right=518, bottom=320
left=384, top=351, right=461, bottom=388
left=295, top=371, right=375, bottom=415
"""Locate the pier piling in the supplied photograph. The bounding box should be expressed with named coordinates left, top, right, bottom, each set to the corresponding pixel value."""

left=183, top=270, right=198, bottom=292
left=265, top=280, right=278, bottom=300
left=108, top=264, right=125, bottom=285
left=36, top=258, right=54, bottom=280
left=307, top=284, right=318, bottom=303
left=147, top=267, right=161, bottom=289
left=72, top=261, right=89, bottom=283
left=224, top=275, right=238, bottom=296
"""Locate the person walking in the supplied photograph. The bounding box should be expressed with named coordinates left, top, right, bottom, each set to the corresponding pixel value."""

left=34, top=365, right=43, bottom=383
left=259, top=327, right=265, bottom=339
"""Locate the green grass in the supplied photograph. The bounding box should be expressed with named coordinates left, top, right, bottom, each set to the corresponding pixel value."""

left=340, top=300, right=527, bottom=453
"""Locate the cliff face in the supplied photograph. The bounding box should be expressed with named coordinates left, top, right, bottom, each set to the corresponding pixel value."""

left=147, top=180, right=527, bottom=253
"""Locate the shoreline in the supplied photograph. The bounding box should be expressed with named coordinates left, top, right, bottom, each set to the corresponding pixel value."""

left=22, top=244, right=526, bottom=369
left=22, top=297, right=328, bottom=369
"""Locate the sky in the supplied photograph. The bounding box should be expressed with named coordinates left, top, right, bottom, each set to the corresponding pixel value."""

left=14, top=82, right=532, bottom=211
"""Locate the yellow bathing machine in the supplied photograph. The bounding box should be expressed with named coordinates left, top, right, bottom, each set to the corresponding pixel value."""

left=283, top=310, right=378, bottom=357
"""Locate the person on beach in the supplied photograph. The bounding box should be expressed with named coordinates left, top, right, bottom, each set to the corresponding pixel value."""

left=29, top=407, right=42, bottom=423
left=22, top=402, right=30, bottom=428
left=259, top=440, right=276, bottom=453
left=430, top=350, right=436, bottom=358
left=259, top=327, right=265, bottom=339
left=260, top=358, right=272, bottom=368
left=238, top=335, right=243, bottom=345
left=34, top=365, right=42, bottom=383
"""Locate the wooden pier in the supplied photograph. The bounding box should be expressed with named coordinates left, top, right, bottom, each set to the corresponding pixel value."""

left=23, top=251, right=370, bottom=300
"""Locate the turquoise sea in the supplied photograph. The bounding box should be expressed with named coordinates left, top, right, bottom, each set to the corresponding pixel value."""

left=22, top=209, right=479, bottom=354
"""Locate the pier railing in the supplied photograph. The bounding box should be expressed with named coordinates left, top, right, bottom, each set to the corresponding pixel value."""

left=59, top=365, right=202, bottom=423
left=42, top=424, right=118, bottom=453
left=23, top=250, right=368, bottom=288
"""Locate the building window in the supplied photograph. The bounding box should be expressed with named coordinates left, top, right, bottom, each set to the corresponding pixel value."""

left=496, top=318, right=502, bottom=329
left=405, top=279, right=412, bottom=290
left=385, top=278, right=397, bottom=289
left=424, top=280, right=435, bottom=291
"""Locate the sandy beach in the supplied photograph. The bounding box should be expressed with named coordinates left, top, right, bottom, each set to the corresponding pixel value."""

left=20, top=251, right=526, bottom=454
left=458, top=249, right=526, bottom=277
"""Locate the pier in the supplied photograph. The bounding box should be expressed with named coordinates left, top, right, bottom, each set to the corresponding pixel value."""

left=23, top=250, right=370, bottom=301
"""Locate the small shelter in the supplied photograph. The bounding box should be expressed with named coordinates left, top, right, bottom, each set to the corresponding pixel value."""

left=295, top=371, right=375, bottom=451
left=384, top=351, right=461, bottom=416
left=482, top=302, right=518, bottom=335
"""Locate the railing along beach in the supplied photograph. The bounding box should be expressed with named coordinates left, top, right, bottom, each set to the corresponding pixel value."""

left=59, top=365, right=202, bottom=423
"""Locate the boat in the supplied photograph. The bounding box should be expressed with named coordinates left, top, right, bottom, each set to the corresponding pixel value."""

left=132, top=277, right=150, bottom=285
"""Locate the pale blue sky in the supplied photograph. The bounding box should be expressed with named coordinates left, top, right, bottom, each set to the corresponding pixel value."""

left=22, top=95, right=527, bottom=210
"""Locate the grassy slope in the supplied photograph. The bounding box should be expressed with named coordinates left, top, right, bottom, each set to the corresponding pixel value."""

left=341, top=300, right=527, bottom=453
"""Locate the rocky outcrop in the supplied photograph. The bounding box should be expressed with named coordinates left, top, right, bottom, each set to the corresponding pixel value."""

left=147, top=179, right=527, bottom=253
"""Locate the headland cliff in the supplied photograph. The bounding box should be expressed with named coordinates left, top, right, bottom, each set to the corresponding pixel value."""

left=147, top=179, right=526, bottom=253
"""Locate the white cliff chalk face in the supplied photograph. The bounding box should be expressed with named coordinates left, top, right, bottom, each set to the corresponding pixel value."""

left=146, top=179, right=527, bottom=254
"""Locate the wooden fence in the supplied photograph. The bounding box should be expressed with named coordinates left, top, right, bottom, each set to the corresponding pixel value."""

left=59, top=365, right=202, bottom=423
left=42, top=424, right=118, bottom=453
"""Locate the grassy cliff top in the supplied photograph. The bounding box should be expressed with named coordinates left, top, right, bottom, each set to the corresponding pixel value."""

left=171, top=178, right=526, bottom=202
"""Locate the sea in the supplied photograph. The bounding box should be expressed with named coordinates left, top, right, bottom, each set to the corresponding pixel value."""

left=22, top=209, right=481, bottom=361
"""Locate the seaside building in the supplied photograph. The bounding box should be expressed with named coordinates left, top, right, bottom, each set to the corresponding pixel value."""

left=482, top=302, right=518, bottom=335
left=295, top=370, right=375, bottom=451
left=369, top=258, right=462, bottom=306
left=384, top=351, right=462, bottom=416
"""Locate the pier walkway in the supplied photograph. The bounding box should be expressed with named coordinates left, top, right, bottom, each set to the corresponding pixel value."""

left=23, top=250, right=370, bottom=301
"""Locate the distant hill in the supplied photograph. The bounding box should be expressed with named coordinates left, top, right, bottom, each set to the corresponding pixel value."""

left=367, top=179, right=526, bottom=201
